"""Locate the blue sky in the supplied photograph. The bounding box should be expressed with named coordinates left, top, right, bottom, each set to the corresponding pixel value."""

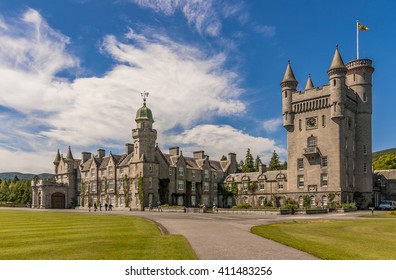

left=0, top=0, right=395, bottom=173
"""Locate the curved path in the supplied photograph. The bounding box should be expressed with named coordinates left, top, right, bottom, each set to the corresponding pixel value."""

left=5, top=208, right=369, bottom=260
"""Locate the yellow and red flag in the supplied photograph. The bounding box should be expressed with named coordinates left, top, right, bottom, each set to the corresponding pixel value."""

left=358, top=22, right=368, bottom=31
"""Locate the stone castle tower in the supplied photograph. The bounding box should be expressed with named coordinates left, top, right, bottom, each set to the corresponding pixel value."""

left=281, top=47, right=374, bottom=207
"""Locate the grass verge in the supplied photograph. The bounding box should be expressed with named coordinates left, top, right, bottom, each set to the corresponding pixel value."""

left=251, top=219, right=396, bottom=260
left=0, top=210, right=197, bottom=260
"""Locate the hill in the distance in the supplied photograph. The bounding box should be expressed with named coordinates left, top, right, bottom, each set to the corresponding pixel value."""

left=372, top=148, right=396, bottom=161
left=0, top=172, right=54, bottom=181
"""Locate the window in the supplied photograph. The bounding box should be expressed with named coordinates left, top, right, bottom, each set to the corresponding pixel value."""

left=299, top=196, right=303, bottom=206
left=278, top=180, right=284, bottom=189
left=203, top=183, right=209, bottom=192
left=108, top=166, right=113, bottom=176
left=177, top=181, right=184, bottom=191
left=297, top=158, right=304, bottom=170
left=363, top=93, right=367, bottom=102
left=363, top=163, right=367, bottom=173
left=169, top=168, right=172, bottom=176
left=321, top=173, right=328, bottom=188
left=178, top=166, right=184, bottom=177
left=298, top=175, right=304, bottom=188
left=322, top=196, right=328, bottom=207
left=149, top=177, right=152, bottom=189
left=322, top=115, right=325, bottom=127
left=284, top=91, right=288, bottom=98
left=192, top=170, right=196, bottom=178
left=259, top=182, right=265, bottom=192
left=299, top=119, right=302, bottom=131
left=310, top=196, right=316, bottom=207
left=259, top=197, right=265, bottom=206
left=227, top=184, right=232, bottom=192
left=321, top=156, right=328, bottom=168
left=204, top=169, right=209, bottom=179
left=149, top=164, right=152, bottom=172
left=363, top=145, right=367, bottom=155
left=92, top=182, right=96, bottom=192
left=308, top=135, right=317, bottom=147
left=243, top=182, right=248, bottom=191
left=191, top=182, right=196, bottom=192
left=109, top=181, right=114, bottom=190
left=120, top=167, right=123, bottom=175
left=91, top=169, right=95, bottom=177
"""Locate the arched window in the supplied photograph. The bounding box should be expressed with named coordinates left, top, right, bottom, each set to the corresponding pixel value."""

left=333, top=79, right=336, bottom=86
left=322, top=115, right=325, bottom=127
left=363, top=93, right=367, bottom=102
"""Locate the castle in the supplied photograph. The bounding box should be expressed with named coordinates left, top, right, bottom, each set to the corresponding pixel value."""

left=31, top=47, right=375, bottom=209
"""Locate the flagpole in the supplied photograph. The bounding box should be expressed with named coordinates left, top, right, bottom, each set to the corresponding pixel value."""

left=356, top=20, right=359, bottom=59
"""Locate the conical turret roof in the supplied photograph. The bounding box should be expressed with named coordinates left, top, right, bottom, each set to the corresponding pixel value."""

left=328, top=46, right=347, bottom=72
left=305, top=74, right=314, bottom=90
left=53, top=149, right=61, bottom=164
left=281, top=61, right=297, bottom=83
left=66, top=146, right=74, bottom=160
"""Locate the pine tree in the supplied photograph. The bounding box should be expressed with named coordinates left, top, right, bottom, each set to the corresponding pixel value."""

left=243, top=148, right=255, bottom=172
left=220, top=155, right=227, bottom=161
left=268, top=150, right=281, bottom=171
left=254, top=155, right=262, bottom=172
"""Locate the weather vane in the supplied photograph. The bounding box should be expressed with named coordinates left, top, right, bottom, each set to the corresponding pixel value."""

left=141, top=91, right=149, bottom=105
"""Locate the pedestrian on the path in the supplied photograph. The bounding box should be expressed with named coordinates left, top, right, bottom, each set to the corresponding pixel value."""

left=109, top=203, right=113, bottom=211
left=94, top=203, right=97, bottom=212
left=88, top=203, right=92, bottom=212
left=105, top=203, right=108, bottom=211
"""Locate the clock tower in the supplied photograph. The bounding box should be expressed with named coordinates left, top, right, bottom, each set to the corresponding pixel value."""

left=281, top=47, right=374, bottom=208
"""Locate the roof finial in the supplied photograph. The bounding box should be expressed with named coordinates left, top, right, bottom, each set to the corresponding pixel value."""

left=141, top=91, right=149, bottom=106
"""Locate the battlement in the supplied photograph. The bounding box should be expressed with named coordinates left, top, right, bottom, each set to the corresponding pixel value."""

left=345, top=59, right=373, bottom=70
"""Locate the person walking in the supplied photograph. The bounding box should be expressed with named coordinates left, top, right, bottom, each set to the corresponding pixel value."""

left=105, top=203, right=108, bottom=211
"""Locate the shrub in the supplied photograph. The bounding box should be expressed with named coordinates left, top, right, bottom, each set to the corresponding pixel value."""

left=390, top=211, right=396, bottom=216
left=232, top=203, right=252, bottom=209
left=341, top=202, right=357, bottom=209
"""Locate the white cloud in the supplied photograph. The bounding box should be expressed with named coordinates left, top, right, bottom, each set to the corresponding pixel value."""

left=130, top=0, right=222, bottom=36
left=254, top=25, right=276, bottom=38
left=263, top=117, right=283, bottom=133
left=166, top=124, right=286, bottom=163
left=0, top=9, right=283, bottom=173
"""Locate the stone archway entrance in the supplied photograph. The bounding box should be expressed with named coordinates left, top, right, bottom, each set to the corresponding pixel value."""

left=51, top=192, right=65, bottom=209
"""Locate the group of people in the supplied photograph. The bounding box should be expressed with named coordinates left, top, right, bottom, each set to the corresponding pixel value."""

left=88, top=202, right=112, bottom=212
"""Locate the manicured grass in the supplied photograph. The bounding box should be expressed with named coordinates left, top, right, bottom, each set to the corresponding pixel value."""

left=0, top=210, right=197, bottom=260
left=252, top=219, right=396, bottom=260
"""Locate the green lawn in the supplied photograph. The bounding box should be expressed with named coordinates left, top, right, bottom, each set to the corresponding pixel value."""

left=252, top=219, right=396, bottom=260
left=0, top=210, right=197, bottom=260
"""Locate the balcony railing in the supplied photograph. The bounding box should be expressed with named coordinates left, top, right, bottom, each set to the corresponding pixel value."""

left=303, top=146, right=319, bottom=155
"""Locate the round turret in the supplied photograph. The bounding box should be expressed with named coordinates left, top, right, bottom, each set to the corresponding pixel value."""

left=328, top=46, right=347, bottom=119
left=281, top=61, right=297, bottom=129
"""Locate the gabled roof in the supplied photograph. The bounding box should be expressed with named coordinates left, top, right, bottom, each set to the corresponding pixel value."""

left=225, top=170, right=287, bottom=182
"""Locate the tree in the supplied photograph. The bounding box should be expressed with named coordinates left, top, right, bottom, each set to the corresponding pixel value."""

left=254, top=155, right=262, bottom=171
left=244, top=148, right=255, bottom=172
left=373, top=153, right=396, bottom=170
left=220, top=155, right=227, bottom=161
left=268, top=150, right=281, bottom=171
